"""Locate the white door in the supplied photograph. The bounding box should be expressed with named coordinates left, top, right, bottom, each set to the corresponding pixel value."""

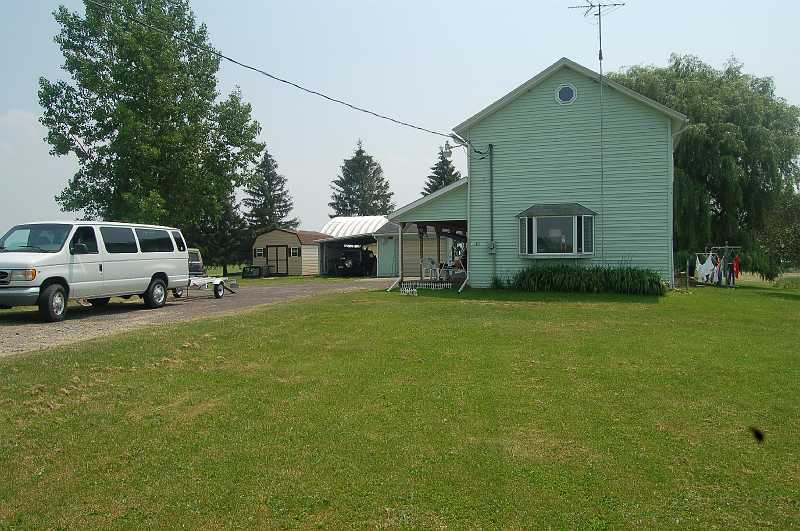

left=98, top=226, right=143, bottom=295
left=67, top=226, right=104, bottom=298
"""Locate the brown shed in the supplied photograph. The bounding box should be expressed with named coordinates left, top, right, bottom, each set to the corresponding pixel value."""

left=251, top=229, right=328, bottom=276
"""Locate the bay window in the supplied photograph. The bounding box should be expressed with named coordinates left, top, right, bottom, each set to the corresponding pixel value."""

left=517, top=203, right=596, bottom=256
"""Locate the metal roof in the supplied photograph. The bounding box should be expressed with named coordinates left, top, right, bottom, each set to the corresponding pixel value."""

left=319, top=216, right=389, bottom=238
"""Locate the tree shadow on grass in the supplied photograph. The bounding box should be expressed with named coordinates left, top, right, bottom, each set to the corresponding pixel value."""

left=0, top=301, right=151, bottom=326
left=751, top=290, right=800, bottom=304
left=418, top=288, right=662, bottom=305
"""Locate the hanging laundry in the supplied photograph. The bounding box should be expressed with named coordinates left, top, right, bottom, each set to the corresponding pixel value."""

left=699, top=254, right=715, bottom=283
left=734, top=255, right=741, bottom=279
left=695, top=256, right=703, bottom=283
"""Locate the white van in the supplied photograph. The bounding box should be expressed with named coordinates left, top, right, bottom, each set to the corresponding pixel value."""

left=0, top=221, right=190, bottom=322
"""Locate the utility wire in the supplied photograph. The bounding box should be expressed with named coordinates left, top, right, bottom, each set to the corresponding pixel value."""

left=83, top=0, right=453, bottom=139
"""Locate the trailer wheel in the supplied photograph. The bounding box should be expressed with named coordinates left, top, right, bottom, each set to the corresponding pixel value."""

left=213, top=282, right=224, bottom=299
left=172, top=288, right=184, bottom=298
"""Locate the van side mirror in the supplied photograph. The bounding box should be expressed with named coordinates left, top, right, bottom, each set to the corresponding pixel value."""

left=71, top=242, right=89, bottom=255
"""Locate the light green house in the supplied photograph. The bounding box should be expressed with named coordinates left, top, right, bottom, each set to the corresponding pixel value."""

left=389, top=57, right=688, bottom=288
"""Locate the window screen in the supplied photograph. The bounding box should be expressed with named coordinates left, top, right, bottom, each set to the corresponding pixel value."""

left=536, top=216, right=574, bottom=254
left=171, top=231, right=186, bottom=252
left=71, top=226, right=99, bottom=254
left=583, top=216, right=594, bottom=253
left=291, top=247, right=300, bottom=257
left=135, top=229, right=174, bottom=253
left=100, top=227, right=139, bottom=254
left=526, top=218, right=534, bottom=254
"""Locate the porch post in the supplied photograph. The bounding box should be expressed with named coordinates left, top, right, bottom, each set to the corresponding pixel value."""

left=418, top=225, right=424, bottom=279
left=435, top=225, right=441, bottom=267
left=398, top=222, right=405, bottom=282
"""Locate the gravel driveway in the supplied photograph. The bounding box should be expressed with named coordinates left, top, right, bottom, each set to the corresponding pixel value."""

left=0, top=278, right=392, bottom=356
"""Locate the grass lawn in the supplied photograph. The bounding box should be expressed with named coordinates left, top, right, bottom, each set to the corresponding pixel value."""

left=1, top=283, right=799, bottom=527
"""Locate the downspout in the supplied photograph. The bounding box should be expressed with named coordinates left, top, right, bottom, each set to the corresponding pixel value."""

left=489, top=143, right=495, bottom=280
left=464, top=140, right=472, bottom=293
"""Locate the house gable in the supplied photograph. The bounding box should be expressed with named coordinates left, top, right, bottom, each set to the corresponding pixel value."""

left=390, top=178, right=468, bottom=224
left=453, top=57, right=687, bottom=139
left=460, top=58, right=677, bottom=287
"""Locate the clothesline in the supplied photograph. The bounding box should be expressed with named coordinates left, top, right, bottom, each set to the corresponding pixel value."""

left=694, top=247, right=741, bottom=288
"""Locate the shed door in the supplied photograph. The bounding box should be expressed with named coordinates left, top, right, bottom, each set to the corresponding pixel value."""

left=266, top=245, right=288, bottom=276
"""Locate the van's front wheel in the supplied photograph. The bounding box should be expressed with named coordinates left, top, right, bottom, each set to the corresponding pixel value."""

left=39, top=284, right=67, bottom=322
left=143, top=279, right=167, bottom=309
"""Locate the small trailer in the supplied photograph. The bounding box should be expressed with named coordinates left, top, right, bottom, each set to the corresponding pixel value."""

left=172, top=248, right=239, bottom=299
left=172, top=276, right=238, bottom=299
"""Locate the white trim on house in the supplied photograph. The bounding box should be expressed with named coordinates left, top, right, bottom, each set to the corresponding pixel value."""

left=518, top=214, right=595, bottom=258
left=452, top=57, right=688, bottom=138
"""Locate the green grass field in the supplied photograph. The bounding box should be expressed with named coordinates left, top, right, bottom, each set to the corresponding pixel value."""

left=1, top=282, right=799, bottom=528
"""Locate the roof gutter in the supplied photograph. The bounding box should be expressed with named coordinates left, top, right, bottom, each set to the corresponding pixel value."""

left=672, top=119, right=690, bottom=148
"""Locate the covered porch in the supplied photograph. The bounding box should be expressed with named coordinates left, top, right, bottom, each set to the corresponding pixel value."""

left=386, top=178, right=469, bottom=291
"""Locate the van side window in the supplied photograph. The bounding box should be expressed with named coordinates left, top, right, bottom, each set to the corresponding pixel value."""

left=100, top=226, right=139, bottom=254
left=171, top=231, right=186, bottom=252
left=135, top=228, right=174, bottom=253
left=71, top=227, right=98, bottom=254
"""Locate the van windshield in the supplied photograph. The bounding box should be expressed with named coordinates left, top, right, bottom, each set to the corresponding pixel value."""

left=0, top=224, right=73, bottom=253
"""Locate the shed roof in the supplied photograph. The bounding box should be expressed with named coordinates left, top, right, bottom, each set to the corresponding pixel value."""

left=319, top=216, right=389, bottom=238
left=254, top=228, right=329, bottom=245
left=452, top=57, right=688, bottom=138
left=295, top=230, right=330, bottom=244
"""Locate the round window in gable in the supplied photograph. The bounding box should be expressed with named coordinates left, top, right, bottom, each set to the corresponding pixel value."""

left=556, top=83, right=577, bottom=105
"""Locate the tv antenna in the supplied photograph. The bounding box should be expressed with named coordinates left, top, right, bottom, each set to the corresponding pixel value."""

left=568, top=1, right=625, bottom=263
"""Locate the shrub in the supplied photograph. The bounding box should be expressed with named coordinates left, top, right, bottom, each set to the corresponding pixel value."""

left=507, top=264, right=666, bottom=296
left=740, top=249, right=782, bottom=281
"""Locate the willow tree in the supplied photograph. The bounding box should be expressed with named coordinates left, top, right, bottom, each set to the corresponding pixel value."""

left=609, top=55, right=800, bottom=252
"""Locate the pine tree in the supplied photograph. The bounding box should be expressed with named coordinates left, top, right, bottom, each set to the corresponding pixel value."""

left=243, top=147, right=299, bottom=231
left=422, top=147, right=462, bottom=195
left=329, top=140, right=394, bottom=217
left=198, top=194, right=249, bottom=277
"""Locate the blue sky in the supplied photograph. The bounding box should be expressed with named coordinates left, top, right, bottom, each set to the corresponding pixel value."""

left=2, top=0, right=799, bottom=234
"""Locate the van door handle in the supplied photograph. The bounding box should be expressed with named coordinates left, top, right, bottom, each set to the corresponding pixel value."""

left=99, top=264, right=103, bottom=272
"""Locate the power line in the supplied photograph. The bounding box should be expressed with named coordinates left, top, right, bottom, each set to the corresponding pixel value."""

left=83, top=0, right=453, bottom=139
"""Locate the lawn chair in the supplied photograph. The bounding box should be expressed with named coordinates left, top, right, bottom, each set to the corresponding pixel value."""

left=422, top=257, right=438, bottom=280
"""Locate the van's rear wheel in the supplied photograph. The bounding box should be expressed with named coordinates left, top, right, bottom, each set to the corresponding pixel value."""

left=143, top=279, right=167, bottom=309
left=39, top=284, right=67, bottom=322
left=88, top=297, right=110, bottom=307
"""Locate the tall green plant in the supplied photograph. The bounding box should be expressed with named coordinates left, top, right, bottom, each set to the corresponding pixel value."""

left=507, top=264, right=666, bottom=296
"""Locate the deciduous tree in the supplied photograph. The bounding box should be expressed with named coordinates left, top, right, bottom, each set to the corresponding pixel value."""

left=39, top=0, right=263, bottom=238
